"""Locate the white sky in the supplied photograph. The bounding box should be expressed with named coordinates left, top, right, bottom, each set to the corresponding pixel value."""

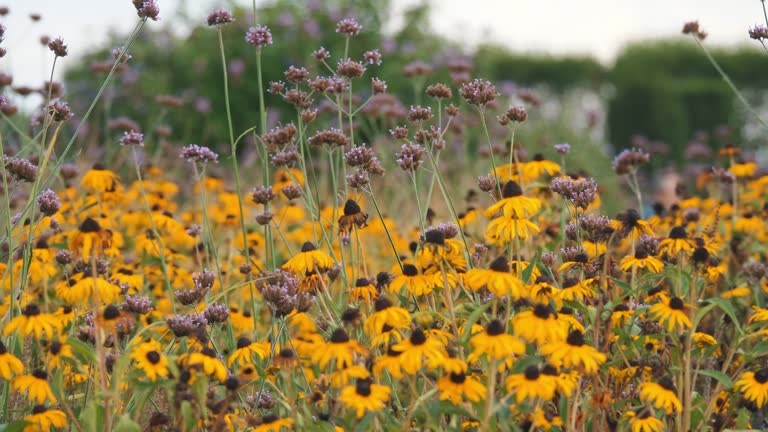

left=0, top=0, right=762, bottom=93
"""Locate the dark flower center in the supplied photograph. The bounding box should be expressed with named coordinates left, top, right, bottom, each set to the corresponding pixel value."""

left=669, top=297, right=685, bottom=310
left=619, top=209, right=640, bottom=227
left=692, top=247, right=709, bottom=264
left=202, top=347, right=217, bottom=358
left=574, top=253, right=588, bottom=263
left=0, top=342, right=6, bottom=354
left=32, top=369, right=48, bottom=380
left=92, top=163, right=105, bottom=170
left=634, top=250, right=648, bottom=260
left=262, top=414, right=278, bottom=424
left=449, top=372, right=467, bottom=384
left=225, top=377, right=239, bottom=391
left=755, top=369, right=768, bottom=384
left=62, top=306, right=73, bottom=314
left=355, top=379, right=372, bottom=397
left=79, top=217, right=102, bottom=233
left=330, top=328, right=350, bottom=343
left=374, top=297, right=393, bottom=311
left=669, top=226, right=687, bottom=239
left=410, top=328, right=427, bottom=345
left=341, top=308, right=361, bottom=323
left=659, top=376, right=677, bottom=392
left=489, top=256, right=510, bottom=272
left=343, top=199, right=361, bottom=216
left=524, top=365, right=540, bottom=380
left=32, top=405, right=47, bottom=414
left=542, top=364, right=558, bottom=376
left=486, top=319, right=505, bottom=336
left=402, top=264, right=419, bottom=277
left=146, top=351, right=161, bottom=364
left=301, top=242, right=316, bottom=252
left=279, top=348, right=295, bottom=359
left=424, top=229, right=445, bottom=246
left=355, top=278, right=370, bottom=287
left=533, top=153, right=544, bottom=161
left=49, top=341, right=62, bottom=355
left=237, top=337, right=252, bottom=349
left=647, top=286, right=663, bottom=297
left=614, top=304, right=630, bottom=312
left=533, top=304, right=552, bottom=319
left=386, top=345, right=401, bottom=357
left=566, top=330, right=585, bottom=346
left=502, top=181, right=523, bottom=198
left=22, top=304, right=41, bottom=316
left=103, top=304, right=120, bottom=320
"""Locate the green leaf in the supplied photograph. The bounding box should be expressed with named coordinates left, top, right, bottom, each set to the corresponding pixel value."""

left=697, top=369, right=733, bottom=389
left=80, top=401, right=105, bottom=432
left=68, top=337, right=97, bottom=363
left=751, top=341, right=768, bottom=358
left=114, top=416, right=142, bottom=432
left=181, top=401, right=196, bottom=432
left=0, top=421, right=32, bottom=432
left=461, top=301, right=492, bottom=343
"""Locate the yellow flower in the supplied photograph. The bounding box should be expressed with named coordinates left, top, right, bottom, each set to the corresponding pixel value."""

left=437, top=371, right=486, bottom=405
left=648, top=296, right=692, bottom=332
left=512, top=304, right=568, bottom=344
left=80, top=164, right=120, bottom=193
left=721, top=286, right=750, bottom=299
left=12, top=370, right=57, bottom=404
left=3, top=304, right=61, bottom=340
left=183, top=348, right=228, bottom=382
left=657, top=226, right=695, bottom=257
left=619, top=251, right=664, bottom=273
left=253, top=414, right=294, bottom=432
left=282, top=242, right=335, bottom=275
left=540, top=330, right=606, bottom=374
left=388, top=264, right=437, bottom=296
left=373, top=345, right=405, bottom=380
left=625, top=409, right=665, bottom=432
left=363, top=297, right=411, bottom=339
left=338, top=378, right=391, bottom=418
left=311, top=329, right=367, bottom=370
left=468, top=319, right=525, bottom=362
left=130, top=341, right=170, bottom=381
left=638, top=377, right=682, bottom=414
left=392, top=328, right=446, bottom=375
left=483, top=181, right=542, bottom=218
left=505, top=365, right=557, bottom=403
left=0, top=341, right=24, bottom=380
left=736, top=369, right=768, bottom=408
left=23, top=405, right=67, bottom=432
left=45, top=338, right=74, bottom=370
left=464, top=257, right=524, bottom=299
left=228, top=337, right=268, bottom=368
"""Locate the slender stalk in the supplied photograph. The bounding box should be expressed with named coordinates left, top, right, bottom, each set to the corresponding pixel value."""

left=479, top=109, right=503, bottom=196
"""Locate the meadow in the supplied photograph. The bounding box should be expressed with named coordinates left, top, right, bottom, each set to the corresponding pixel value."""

left=1, top=1, right=768, bottom=431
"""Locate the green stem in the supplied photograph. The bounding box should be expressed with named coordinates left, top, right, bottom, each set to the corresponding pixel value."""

left=479, top=109, right=502, bottom=196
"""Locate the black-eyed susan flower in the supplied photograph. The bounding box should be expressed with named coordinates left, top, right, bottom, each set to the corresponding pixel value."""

left=130, top=341, right=170, bottom=381
left=22, top=405, right=67, bottom=432
left=721, top=286, right=750, bottom=299
left=619, top=250, right=664, bottom=273
left=338, top=378, right=391, bottom=418
left=3, top=304, right=61, bottom=340
left=392, top=327, right=446, bottom=375
left=540, top=329, right=606, bottom=374
left=523, top=154, right=561, bottom=180
left=349, top=277, right=378, bottom=303
left=468, top=319, right=525, bottom=362
left=80, top=164, right=120, bottom=193
left=45, top=338, right=74, bottom=370
left=610, top=304, right=635, bottom=328
left=437, top=371, right=486, bottom=405
left=338, top=199, right=368, bottom=235
left=484, top=181, right=542, bottom=218
left=283, top=242, right=335, bottom=275
left=464, top=256, right=524, bottom=299
left=556, top=276, right=597, bottom=302
left=228, top=337, right=268, bottom=368
left=735, top=369, right=768, bottom=408
left=485, top=214, right=540, bottom=245
left=749, top=306, right=768, bottom=324
left=183, top=347, right=228, bottom=382
left=364, top=297, right=411, bottom=339
left=625, top=408, right=665, bottom=432
left=253, top=414, right=294, bottom=432
left=12, top=370, right=57, bottom=404
left=512, top=304, right=568, bottom=344
left=505, top=365, right=557, bottom=403
left=68, top=217, right=114, bottom=258
left=638, top=376, right=682, bottom=414
left=0, top=341, right=24, bottom=380
left=373, top=345, right=405, bottom=379
left=311, top=328, right=367, bottom=369
left=388, top=264, right=436, bottom=296
left=658, top=226, right=695, bottom=257
left=614, top=209, right=653, bottom=239
left=649, top=296, right=692, bottom=332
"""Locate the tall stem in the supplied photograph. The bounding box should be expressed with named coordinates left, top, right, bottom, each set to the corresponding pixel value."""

left=479, top=109, right=502, bottom=196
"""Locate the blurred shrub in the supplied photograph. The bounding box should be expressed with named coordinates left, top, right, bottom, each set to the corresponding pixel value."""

left=607, top=40, right=768, bottom=161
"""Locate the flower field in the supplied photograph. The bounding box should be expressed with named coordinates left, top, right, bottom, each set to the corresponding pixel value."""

left=2, top=2, right=768, bottom=431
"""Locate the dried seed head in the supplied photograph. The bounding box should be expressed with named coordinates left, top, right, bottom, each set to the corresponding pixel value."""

left=407, top=105, right=431, bottom=122
left=308, top=128, right=350, bottom=148
left=251, top=185, right=276, bottom=205
left=284, top=66, right=309, bottom=84
left=137, top=0, right=160, bottom=21
left=460, top=79, right=497, bottom=107
left=281, top=184, right=302, bottom=200
left=119, top=130, right=144, bottom=147
left=46, top=98, right=73, bottom=122
left=47, top=37, right=67, bottom=57
left=371, top=78, right=387, bottom=95
left=505, top=105, right=528, bottom=123
left=36, top=189, right=61, bottom=216
left=612, top=148, right=650, bottom=175
left=312, top=46, right=330, bottom=61
left=396, top=143, right=424, bottom=172
left=346, top=169, right=369, bottom=189
left=554, top=143, right=570, bottom=154
left=336, top=59, right=366, bottom=79
left=390, top=126, right=409, bottom=140
left=477, top=175, right=497, bottom=193
left=445, top=104, right=460, bottom=117
left=4, top=156, right=37, bottom=183
left=749, top=25, right=768, bottom=40
left=426, top=83, right=452, bottom=99
left=180, top=144, right=218, bottom=164
left=363, top=49, right=382, bottom=65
